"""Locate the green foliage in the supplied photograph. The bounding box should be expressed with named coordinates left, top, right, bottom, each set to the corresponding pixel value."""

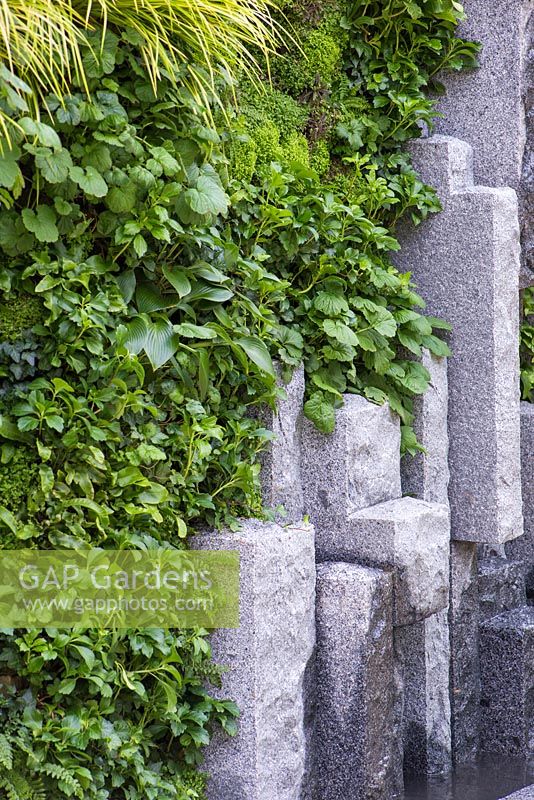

left=521, top=287, right=534, bottom=401
left=0, top=0, right=478, bottom=796
left=0, top=628, right=237, bottom=800
left=0, top=296, right=44, bottom=342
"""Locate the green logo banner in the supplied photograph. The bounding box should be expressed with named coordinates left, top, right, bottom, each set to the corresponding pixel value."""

left=0, top=550, right=239, bottom=628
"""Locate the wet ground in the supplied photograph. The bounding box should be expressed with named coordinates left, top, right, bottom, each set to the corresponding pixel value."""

left=404, top=755, right=534, bottom=800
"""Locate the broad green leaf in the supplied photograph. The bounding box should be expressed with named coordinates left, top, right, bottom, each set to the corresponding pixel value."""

left=183, top=175, right=229, bottom=216
left=144, top=318, right=179, bottom=368
left=21, top=205, right=59, bottom=242
left=19, top=117, right=61, bottom=149
left=323, top=319, right=359, bottom=346
left=136, top=283, right=179, bottom=312
left=106, top=184, right=137, bottom=213
left=121, top=316, right=148, bottom=355
left=236, top=336, right=275, bottom=377
left=304, top=392, right=336, bottom=434
left=35, top=148, right=73, bottom=183
left=175, top=323, right=217, bottom=339
left=313, top=291, right=348, bottom=316
left=69, top=165, right=108, bottom=197
left=162, top=266, right=191, bottom=297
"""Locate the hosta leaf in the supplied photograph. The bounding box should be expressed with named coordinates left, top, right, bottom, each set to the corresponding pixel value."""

left=235, top=336, right=275, bottom=377
left=162, top=266, right=191, bottom=297
left=121, top=317, right=148, bottom=355
left=136, top=283, right=179, bottom=312
left=144, top=318, right=179, bottom=368
left=175, top=323, right=217, bottom=339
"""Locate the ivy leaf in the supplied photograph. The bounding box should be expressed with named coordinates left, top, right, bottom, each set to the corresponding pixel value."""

left=235, top=336, right=275, bottom=377
left=69, top=165, right=108, bottom=197
left=144, top=318, right=179, bottom=368
left=304, top=392, right=336, bottom=434
left=21, top=206, right=59, bottom=242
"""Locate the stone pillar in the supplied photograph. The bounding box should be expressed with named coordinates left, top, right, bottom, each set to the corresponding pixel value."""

left=259, top=365, right=305, bottom=523
left=402, top=350, right=450, bottom=505
left=396, top=135, right=523, bottom=545
left=507, top=402, right=534, bottom=595
left=301, top=394, right=401, bottom=552
left=480, top=607, right=534, bottom=758
left=434, top=0, right=533, bottom=192
left=396, top=609, right=452, bottom=776
left=314, top=562, right=399, bottom=800
left=478, top=557, right=526, bottom=621
left=192, top=521, right=316, bottom=800
left=450, top=542, right=481, bottom=763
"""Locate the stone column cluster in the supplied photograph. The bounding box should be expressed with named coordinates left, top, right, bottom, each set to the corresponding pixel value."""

left=195, top=2, right=534, bottom=798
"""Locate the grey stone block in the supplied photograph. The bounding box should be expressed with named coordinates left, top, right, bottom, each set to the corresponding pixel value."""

left=192, top=520, right=316, bottom=800
left=501, top=788, right=534, bottom=800
left=402, top=350, right=450, bottom=505
left=301, top=393, right=401, bottom=536
left=450, top=541, right=481, bottom=763
left=259, top=365, right=305, bottom=523
left=434, top=0, right=533, bottom=191
left=314, top=562, right=400, bottom=800
left=478, top=557, right=526, bottom=621
left=507, top=403, right=534, bottom=595
left=396, top=135, right=523, bottom=545
left=318, top=497, right=450, bottom=626
left=480, top=606, right=534, bottom=758
left=395, top=608, right=452, bottom=776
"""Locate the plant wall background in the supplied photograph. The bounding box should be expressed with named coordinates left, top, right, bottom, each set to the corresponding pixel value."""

left=0, top=1, right=477, bottom=798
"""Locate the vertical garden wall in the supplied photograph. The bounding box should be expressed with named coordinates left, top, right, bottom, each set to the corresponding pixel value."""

left=0, top=2, right=481, bottom=798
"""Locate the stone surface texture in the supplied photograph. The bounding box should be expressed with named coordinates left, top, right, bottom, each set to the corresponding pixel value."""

left=450, top=541, right=481, bottom=763
left=402, top=350, right=450, bottom=505
left=395, top=608, right=452, bottom=776
left=335, top=497, right=450, bottom=626
left=480, top=606, right=534, bottom=758
left=478, top=557, right=527, bottom=621
left=314, top=562, right=399, bottom=800
left=396, top=135, right=523, bottom=545
left=192, top=521, right=316, bottom=800
left=501, top=788, right=534, bottom=800
left=507, top=403, right=534, bottom=596
left=521, top=9, right=534, bottom=285
left=259, top=365, right=305, bottom=523
left=301, top=394, right=401, bottom=549
left=434, top=0, right=533, bottom=191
